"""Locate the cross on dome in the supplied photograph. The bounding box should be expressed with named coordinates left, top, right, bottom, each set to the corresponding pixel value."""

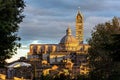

left=66, top=26, right=72, bottom=35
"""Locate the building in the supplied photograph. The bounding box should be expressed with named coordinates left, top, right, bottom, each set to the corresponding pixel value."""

left=5, top=9, right=90, bottom=80
left=27, top=9, right=90, bottom=76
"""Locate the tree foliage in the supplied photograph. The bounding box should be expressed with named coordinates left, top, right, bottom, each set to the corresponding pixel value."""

left=40, top=73, right=71, bottom=80
left=40, top=74, right=53, bottom=80
left=109, top=34, right=120, bottom=62
left=88, top=17, right=120, bottom=80
left=0, top=0, right=25, bottom=67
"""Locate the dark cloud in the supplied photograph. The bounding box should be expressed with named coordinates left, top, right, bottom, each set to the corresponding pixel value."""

left=19, top=0, right=120, bottom=45
left=84, top=16, right=112, bottom=40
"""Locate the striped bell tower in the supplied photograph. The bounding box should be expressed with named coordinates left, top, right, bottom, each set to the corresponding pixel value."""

left=76, top=7, right=84, bottom=44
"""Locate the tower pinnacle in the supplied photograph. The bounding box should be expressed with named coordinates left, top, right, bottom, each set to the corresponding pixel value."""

left=78, top=7, right=80, bottom=13
left=76, top=8, right=84, bottom=44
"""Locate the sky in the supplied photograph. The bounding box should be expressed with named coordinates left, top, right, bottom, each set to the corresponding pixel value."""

left=7, top=0, right=120, bottom=62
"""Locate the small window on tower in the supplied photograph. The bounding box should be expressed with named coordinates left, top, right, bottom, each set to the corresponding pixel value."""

left=79, top=27, right=82, bottom=29
left=78, top=31, right=82, bottom=34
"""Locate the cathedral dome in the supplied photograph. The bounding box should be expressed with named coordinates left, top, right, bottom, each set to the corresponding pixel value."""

left=60, top=35, right=78, bottom=44
left=59, top=27, right=79, bottom=51
left=60, top=27, right=78, bottom=44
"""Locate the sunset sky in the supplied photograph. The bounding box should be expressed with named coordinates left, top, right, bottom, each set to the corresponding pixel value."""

left=7, top=0, right=120, bottom=62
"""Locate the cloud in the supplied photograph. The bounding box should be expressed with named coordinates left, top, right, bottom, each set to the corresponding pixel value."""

left=84, top=16, right=112, bottom=41
left=25, top=0, right=120, bottom=12
left=31, top=40, right=39, bottom=44
left=19, top=0, right=120, bottom=44
left=6, top=48, right=29, bottom=63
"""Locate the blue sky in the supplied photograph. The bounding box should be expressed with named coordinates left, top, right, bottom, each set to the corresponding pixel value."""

left=7, top=0, right=120, bottom=62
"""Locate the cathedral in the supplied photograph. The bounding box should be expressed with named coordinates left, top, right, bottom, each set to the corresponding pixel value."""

left=3, top=9, right=90, bottom=80
left=27, top=9, right=90, bottom=76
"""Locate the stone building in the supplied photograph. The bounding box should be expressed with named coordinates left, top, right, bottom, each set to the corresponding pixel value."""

left=5, top=9, right=90, bottom=79
left=27, top=9, right=90, bottom=76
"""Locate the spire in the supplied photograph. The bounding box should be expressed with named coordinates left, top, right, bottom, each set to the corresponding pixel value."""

left=78, top=7, right=80, bottom=14
left=66, top=25, right=72, bottom=35
left=76, top=7, right=82, bottom=19
left=76, top=7, right=84, bottom=44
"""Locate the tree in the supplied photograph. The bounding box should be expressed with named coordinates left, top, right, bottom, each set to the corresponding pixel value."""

left=88, top=17, right=120, bottom=80
left=109, top=34, right=120, bottom=62
left=0, top=0, right=25, bottom=67
left=53, top=73, right=71, bottom=80
left=40, top=74, right=53, bottom=80
left=76, top=74, right=89, bottom=80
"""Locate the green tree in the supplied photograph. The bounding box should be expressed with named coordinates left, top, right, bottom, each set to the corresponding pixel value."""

left=40, top=74, right=53, bottom=80
left=109, top=34, right=120, bottom=62
left=76, top=74, right=89, bottom=80
left=107, top=34, right=120, bottom=80
left=88, top=17, right=120, bottom=80
left=0, top=0, right=25, bottom=67
left=53, top=73, right=71, bottom=80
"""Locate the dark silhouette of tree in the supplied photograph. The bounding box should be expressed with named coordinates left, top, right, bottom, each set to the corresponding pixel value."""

left=76, top=74, right=89, bottom=80
left=0, top=0, right=25, bottom=67
left=88, top=17, right=120, bottom=80
left=53, top=73, right=70, bottom=80
left=109, top=34, right=120, bottom=62
left=40, top=74, right=53, bottom=80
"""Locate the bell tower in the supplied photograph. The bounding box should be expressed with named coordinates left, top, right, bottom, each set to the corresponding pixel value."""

left=76, top=7, right=84, bottom=44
